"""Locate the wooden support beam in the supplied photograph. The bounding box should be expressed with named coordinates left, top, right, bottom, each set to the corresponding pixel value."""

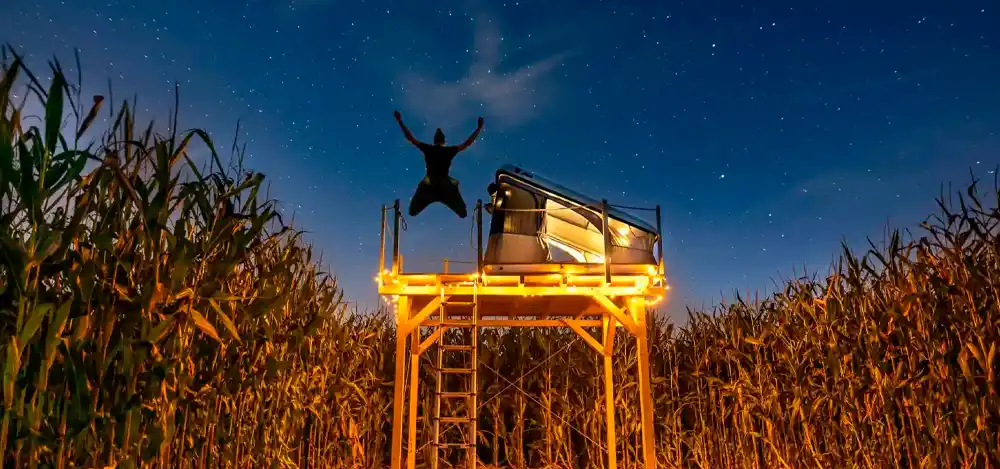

left=655, top=205, right=664, bottom=277
left=487, top=319, right=602, bottom=328
left=403, top=295, right=448, bottom=332
left=476, top=200, right=483, bottom=273
left=563, top=319, right=604, bottom=355
left=603, top=315, right=617, bottom=469
left=392, top=200, right=401, bottom=275
left=630, top=299, right=657, bottom=469
left=389, top=296, right=411, bottom=469
left=380, top=285, right=657, bottom=297
left=417, top=327, right=445, bottom=356
left=590, top=294, right=638, bottom=334
left=602, top=199, right=611, bottom=285
left=407, top=327, right=420, bottom=469
left=379, top=205, right=387, bottom=273
left=419, top=319, right=609, bottom=328
left=603, top=315, right=617, bottom=356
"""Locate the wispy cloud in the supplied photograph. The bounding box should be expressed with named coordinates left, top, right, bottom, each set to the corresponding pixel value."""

left=398, top=12, right=571, bottom=133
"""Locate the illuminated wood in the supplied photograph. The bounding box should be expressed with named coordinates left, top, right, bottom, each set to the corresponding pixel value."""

left=382, top=284, right=655, bottom=298
left=381, top=267, right=665, bottom=469
left=631, top=298, right=657, bottom=469
left=603, top=315, right=617, bottom=469
left=603, top=316, right=617, bottom=356
left=380, top=182, right=666, bottom=468
left=403, top=295, right=447, bottom=332
left=590, top=294, right=638, bottom=334
left=389, top=296, right=410, bottom=469
left=423, top=319, right=606, bottom=328
left=407, top=327, right=419, bottom=469
left=417, top=327, right=445, bottom=356
left=564, top=319, right=604, bottom=355
left=483, top=262, right=658, bottom=276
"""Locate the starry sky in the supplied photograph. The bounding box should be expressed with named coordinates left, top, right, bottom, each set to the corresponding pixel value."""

left=3, top=0, right=998, bottom=321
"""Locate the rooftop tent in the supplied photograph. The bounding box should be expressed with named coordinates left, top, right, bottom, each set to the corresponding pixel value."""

left=483, top=164, right=659, bottom=266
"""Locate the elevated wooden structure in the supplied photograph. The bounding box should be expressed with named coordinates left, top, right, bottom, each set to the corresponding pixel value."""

left=379, top=166, right=667, bottom=469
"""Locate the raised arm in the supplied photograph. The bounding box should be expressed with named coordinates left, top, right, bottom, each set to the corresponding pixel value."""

left=393, top=110, right=422, bottom=147
left=455, top=116, right=485, bottom=152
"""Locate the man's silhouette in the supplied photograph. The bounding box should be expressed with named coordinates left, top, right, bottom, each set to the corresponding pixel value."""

left=394, top=110, right=484, bottom=218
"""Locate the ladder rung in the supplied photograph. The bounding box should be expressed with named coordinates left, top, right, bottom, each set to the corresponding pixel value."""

left=438, top=367, right=474, bottom=374
left=441, top=344, right=474, bottom=352
left=437, top=416, right=475, bottom=424
left=437, top=391, right=474, bottom=398
left=443, top=301, right=476, bottom=306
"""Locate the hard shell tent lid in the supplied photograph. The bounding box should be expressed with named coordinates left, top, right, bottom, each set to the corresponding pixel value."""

left=493, top=164, right=658, bottom=235
left=483, top=164, right=659, bottom=266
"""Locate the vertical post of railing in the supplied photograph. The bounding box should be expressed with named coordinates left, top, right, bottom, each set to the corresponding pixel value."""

left=476, top=199, right=483, bottom=276
left=443, top=258, right=450, bottom=274
left=601, top=199, right=611, bottom=285
left=379, top=204, right=387, bottom=274
left=655, top=204, right=664, bottom=277
left=392, top=199, right=401, bottom=275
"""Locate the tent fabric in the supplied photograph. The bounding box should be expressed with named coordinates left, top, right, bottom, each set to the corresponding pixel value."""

left=483, top=165, right=659, bottom=266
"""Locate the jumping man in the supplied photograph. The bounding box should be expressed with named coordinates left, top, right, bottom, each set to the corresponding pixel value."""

left=394, top=110, right=484, bottom=218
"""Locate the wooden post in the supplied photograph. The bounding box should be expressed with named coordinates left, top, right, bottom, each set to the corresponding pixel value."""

left=476, top=199, right=483, bottom=274
left=379, top=205, right=387, bottom=274
left=392, top=199, right=401, bottom=275
left=407, top=326, right=420, bottom=469
left=602, top=315, right=618, bottom=469
left=655, top=205, right=664, bottom=277
left=630, top=298, right=656, bottom=468
left=443, top=258, right=450, bottom=274
left=601, top=199, right=611, bottom=285
left=390, top=296, right=411, bottom=469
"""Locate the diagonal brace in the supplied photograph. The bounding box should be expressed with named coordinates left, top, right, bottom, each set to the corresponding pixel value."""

left=402, top=295, right=448, bottom=333
left=416, top=327, right=445, bottom=356
left=563, top=319, right=605, bottom=356
left=590, top=294, right=637, bottom=335
left=603, top=316, right=617, bottom=356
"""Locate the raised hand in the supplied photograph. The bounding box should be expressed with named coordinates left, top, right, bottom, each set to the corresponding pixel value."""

left=456, top=117, right=486, bottom=151
left=394, top=110, right=402, bottom=121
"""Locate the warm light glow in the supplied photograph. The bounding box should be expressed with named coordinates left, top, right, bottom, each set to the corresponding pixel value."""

left=545, top=237, right=589, bottom=262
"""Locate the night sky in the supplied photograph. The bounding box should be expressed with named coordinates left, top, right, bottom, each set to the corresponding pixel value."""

left=3, top=0, right=998, bottom=321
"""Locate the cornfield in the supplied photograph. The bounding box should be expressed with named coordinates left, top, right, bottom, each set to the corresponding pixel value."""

left=2, top=49, right=998, bottom=469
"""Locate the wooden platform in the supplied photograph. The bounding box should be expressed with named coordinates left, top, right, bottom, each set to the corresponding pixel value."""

left=378, top=263, right=666, bottom=317
left=377, top=262, right=667, bottom=334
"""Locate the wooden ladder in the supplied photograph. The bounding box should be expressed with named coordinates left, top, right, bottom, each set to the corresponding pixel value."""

left=430, top=289, right=479, bottom=469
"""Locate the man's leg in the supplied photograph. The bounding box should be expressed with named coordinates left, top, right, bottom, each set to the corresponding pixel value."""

left=439, top=180, right=468, bottom=218
left=408, top=182, right=436, bottom=216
